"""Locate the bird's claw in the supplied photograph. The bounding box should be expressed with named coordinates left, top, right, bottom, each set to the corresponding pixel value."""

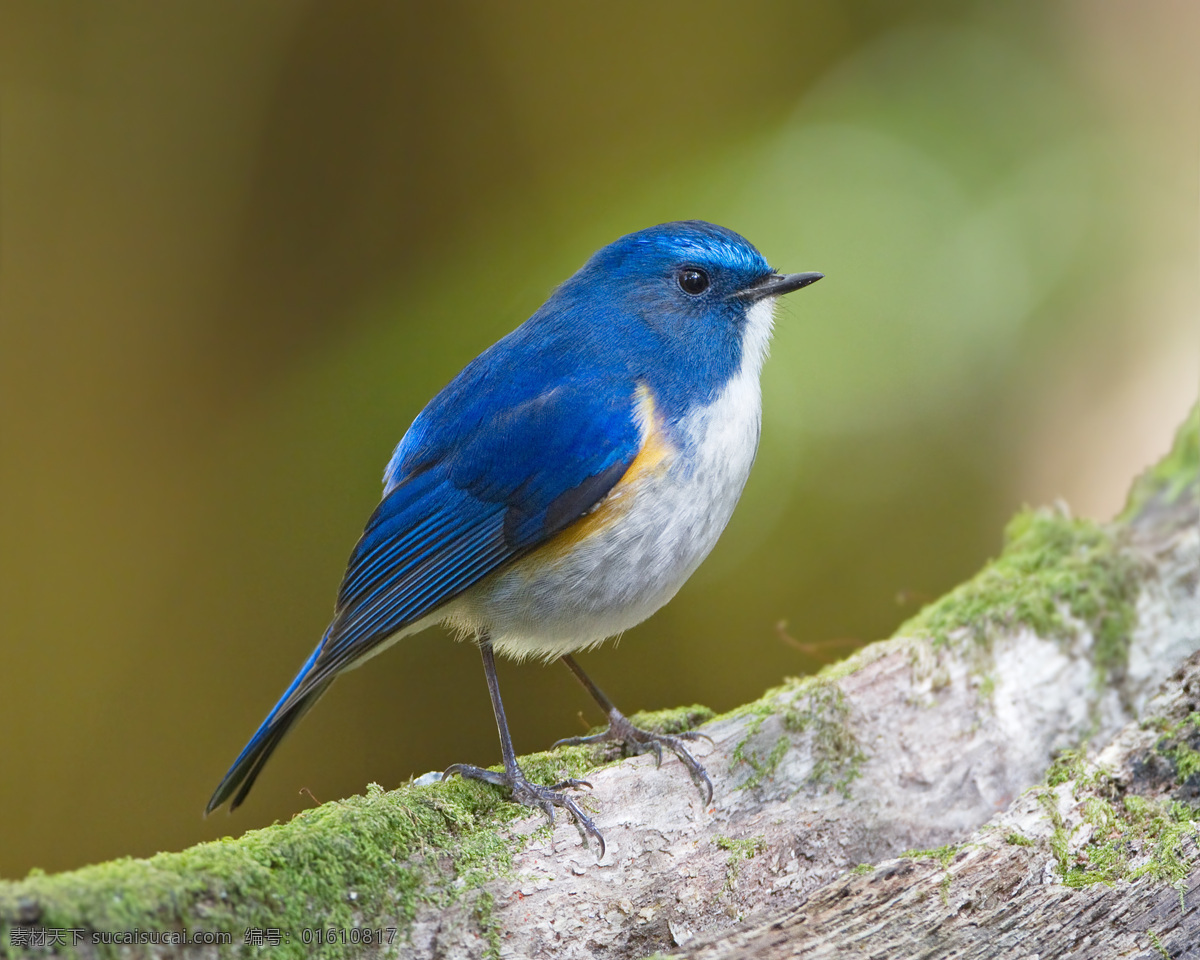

left=443, top=764, right=605, bottom=859
left=554, top=710, right=714, bottom=806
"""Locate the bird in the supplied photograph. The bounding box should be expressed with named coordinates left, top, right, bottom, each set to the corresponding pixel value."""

left=206, top=221, right=822, bottom=854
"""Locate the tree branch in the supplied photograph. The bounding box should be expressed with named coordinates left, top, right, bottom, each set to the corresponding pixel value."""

left=1, top=405, right=1196, bottom=959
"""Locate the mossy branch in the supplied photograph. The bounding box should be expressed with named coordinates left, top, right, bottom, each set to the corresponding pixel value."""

left=2, top=405, right=1196, bottom=959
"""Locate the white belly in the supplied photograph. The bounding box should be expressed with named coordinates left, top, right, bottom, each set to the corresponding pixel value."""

left=446, top=301, right=774, bottom=661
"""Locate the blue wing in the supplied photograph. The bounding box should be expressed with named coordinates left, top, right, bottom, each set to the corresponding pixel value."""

left=208, top=342, right=642, bottom=811
left=322, top=379, right=640, bottom=674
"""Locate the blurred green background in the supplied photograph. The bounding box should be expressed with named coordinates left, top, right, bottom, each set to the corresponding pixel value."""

left=0, top=1, right=1196, bottom=877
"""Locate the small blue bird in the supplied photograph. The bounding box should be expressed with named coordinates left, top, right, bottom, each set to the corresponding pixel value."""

left=207, top=221, right=821, bottom=852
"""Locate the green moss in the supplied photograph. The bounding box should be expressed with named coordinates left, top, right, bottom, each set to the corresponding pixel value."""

left=722, top=670, right=870, bottom=796
left=1045, top=749, right=1090, bottom=788
left=1062, top=840, right=1127, bottom=887
left=627, top=704, right=716, bottom=737
left=1081, top=796, right=1118, bottom=836
left=1120, top=401, right=1199, bottom=521
left=726, top=674, right=866, bottom=795
left=732, top=735, right=790, bottom=791
left=726, top=682, right=794, bottom=789
left=902, top=844, right=961, bottom=905
left=902, top=844, right=960, bottom=869
left=1169, top=744, right=1200, bottom=782
left=1155, top=713, right=1200, bottom=786
left=474, top=890, right=501, bottom=960
left=1120, top=796, right=1197, bottom=885
left=1036, top=750, right=1199, bottom=890
left=713, top=835, right=767, bottom=859
left=783, top=679, right=867, bottom=797
left=900, top=506, right=1141, bottom=680
left=713, top=835, right=766, bottom=893
left=1037, top=790, right=1072, bottom=871
left=1147, top=929, right=1172, bottom=960
left=849, top=863, right=874, bottom=876
left=719, top=642, right=902, bottom=794
left=1004, top=832, right=1034, bottom=847
left=0, top=763, right=601, bottom=959
left=516, top=743, right=601, bottom=785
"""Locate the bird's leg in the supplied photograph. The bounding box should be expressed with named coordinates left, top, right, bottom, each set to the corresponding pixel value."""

left=442, top=634, right=605, bottom=856
left=554, top=654, right=713, bottom=805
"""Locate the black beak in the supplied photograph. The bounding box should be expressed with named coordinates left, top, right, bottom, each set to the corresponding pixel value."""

left=733, top=271, right=824, bottom=302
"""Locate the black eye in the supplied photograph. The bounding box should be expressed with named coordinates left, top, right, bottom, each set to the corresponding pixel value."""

left=677, top=268, right=710, bottom=295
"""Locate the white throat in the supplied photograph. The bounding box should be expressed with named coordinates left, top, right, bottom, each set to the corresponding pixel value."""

left=738, top=296, right=777, bottom=386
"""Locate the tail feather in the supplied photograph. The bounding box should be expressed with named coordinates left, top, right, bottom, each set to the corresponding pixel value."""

left=206, top=644, right=331, bottom=814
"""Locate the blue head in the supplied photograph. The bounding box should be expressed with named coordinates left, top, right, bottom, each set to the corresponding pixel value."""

left=389, top=221, right=821, bottom=483
left=541, top=221, right=821, bottom=416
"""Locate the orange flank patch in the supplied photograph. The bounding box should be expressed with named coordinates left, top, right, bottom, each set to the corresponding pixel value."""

left=526, top=383, right=674, bottom=565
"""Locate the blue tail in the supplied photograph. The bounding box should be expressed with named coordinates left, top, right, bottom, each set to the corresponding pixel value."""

left=206, top=643, right=331, bottom=814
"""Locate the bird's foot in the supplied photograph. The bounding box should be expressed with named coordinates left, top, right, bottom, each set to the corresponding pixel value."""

left=554, top=709, right=714, bottom=805
left=441, top=763, right=605, bottom=858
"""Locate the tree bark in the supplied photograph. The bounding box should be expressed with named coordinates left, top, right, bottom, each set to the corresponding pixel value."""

left=681, top=650, right=1200, bottom=960
left=1, top=407, right=1196, bottom=959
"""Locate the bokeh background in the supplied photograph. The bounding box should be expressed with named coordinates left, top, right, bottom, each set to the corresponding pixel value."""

left=1, top=1, right=1196, bottom=877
